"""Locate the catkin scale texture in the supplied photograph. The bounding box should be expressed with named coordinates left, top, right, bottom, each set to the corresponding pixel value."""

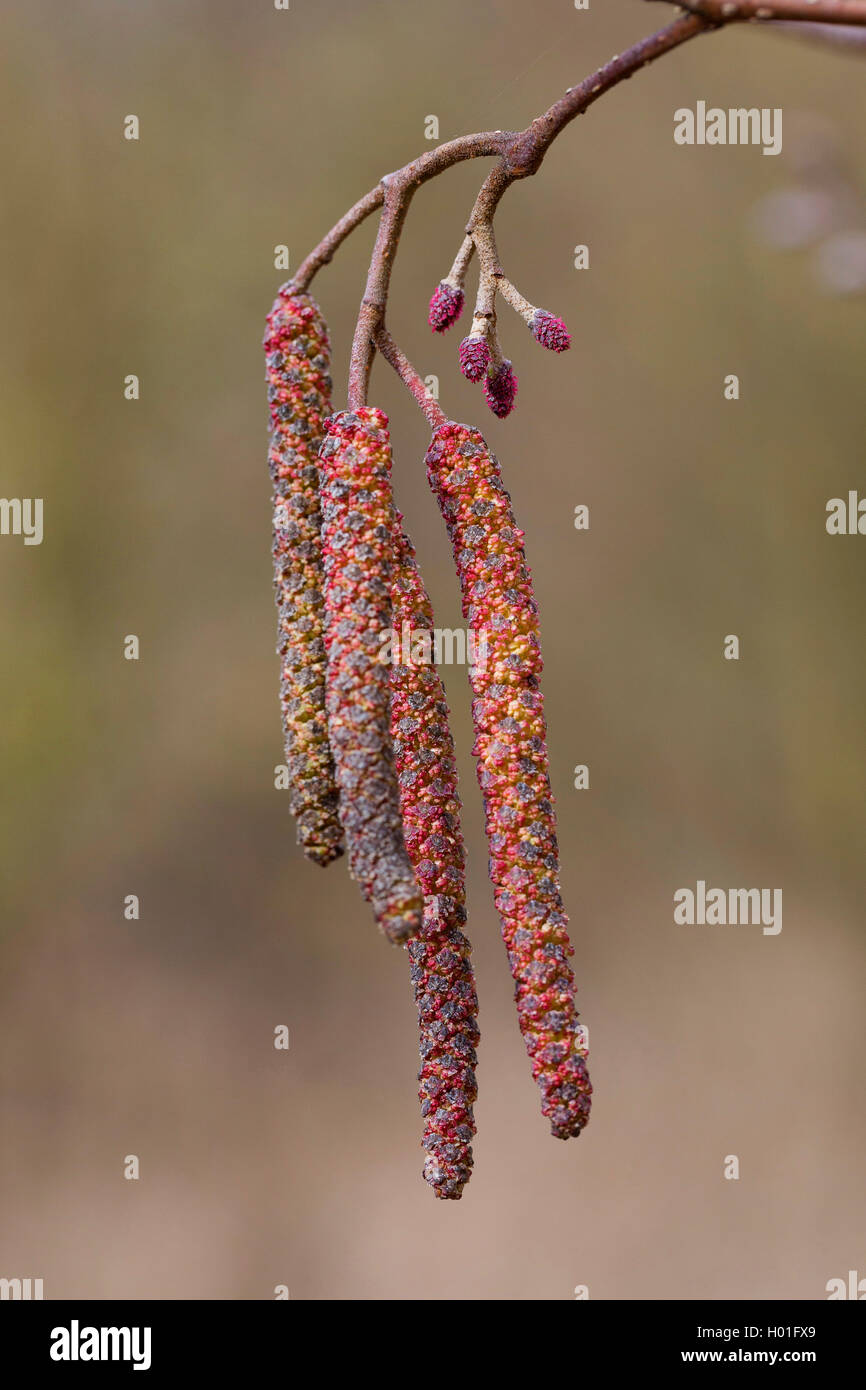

left=264, top=287, right=344, bottom=867
left=428, top=282, right=465, bottom=332
left=390, top=523, right=478, bottom=1199
left=483, top=360, right=518, bottom=418
left=425, top=421, right=591, bottom=1139
left=319, top=409, right=423, bottom=945
left=531, top=309, right=571, bottom=353
left=459, top=335, right=491, bottom=382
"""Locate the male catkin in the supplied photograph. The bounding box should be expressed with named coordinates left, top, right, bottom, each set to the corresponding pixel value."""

left=319, top=409, right=423, bottom=945
left=264, top=287, right=343, bottom=866
left=390, top=522, right=478, bottom=1198
left=426, top=421, right=592, bottom=1138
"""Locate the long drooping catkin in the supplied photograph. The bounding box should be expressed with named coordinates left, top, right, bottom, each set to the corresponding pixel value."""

left=264, top=286, right=343, bottom=867
left=319, top=408, right=423, bottom=945
left=390, top=522, right=478, bottom=1199
left=425, top=421, right=592, bottom=1139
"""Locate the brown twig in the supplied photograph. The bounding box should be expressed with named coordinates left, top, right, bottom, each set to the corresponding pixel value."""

left=291, top=186, right=385, bottom=292
left=648, top=0, right=866, bottom=22
left=347, top=13, right=708, bottom=409
left=374, top=326, right=446, bottom=429
left=444, top=235, right=475, bottom=290
left=466, top=220, right=500, bottom=346
left=343, top=137, right=514, bottom=409
left=470, top=219, right=538, bottom=335
left=289, top=2, right=866, bottom=420
left=774, top=18, right=866, bottom=42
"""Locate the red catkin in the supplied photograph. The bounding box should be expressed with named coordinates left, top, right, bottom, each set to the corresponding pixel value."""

left=428, top=282, right=465, bottom=332
left=264, top=286, right=344, bottom=867
left=483, top=359, right=519, bottom=418
left=458, top=334, right=491, bottom=382
left=390, top=522, right=478, bottom=1199
left=531, top=309, right=571, bottom=353
left=425, top=421, right=591, bottom=1139
left=319, top=408, right=423, bottom=945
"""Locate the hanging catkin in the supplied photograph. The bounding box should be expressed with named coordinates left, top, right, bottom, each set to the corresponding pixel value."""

left=425, top=421, right=592, bottom=1139
left=319, top=408, right=423, bottom=945
left=390, top=521, right=478, bottom=1199
left=264, top=287, right=344, bottom=867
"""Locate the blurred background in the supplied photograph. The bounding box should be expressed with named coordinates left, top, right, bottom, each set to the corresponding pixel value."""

left=1, top=0, right=864, bottom=1300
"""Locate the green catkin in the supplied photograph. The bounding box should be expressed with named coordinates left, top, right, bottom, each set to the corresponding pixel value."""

left=264, top=286, right=344, bottom=866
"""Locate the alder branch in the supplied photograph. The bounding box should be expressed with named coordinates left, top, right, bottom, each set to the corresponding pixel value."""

left=775, top=19, right=866, bottom=42
left=291, top=133, right=512, bottom=301
left=288, top=3, right=866, bottom=418
left=344, top=12, right=708, bottom=407
left=649, top=0, right=866, bottom=22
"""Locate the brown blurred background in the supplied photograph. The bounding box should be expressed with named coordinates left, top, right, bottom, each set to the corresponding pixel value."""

left=1, top=0, right=864, bottom=1300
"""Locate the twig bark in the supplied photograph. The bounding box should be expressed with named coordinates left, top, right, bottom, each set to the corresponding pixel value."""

left=648, top=0, right=866, bottom=22
left=374, top=326, right=446, bottom=429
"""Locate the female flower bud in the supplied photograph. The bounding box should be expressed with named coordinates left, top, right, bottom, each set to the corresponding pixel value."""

left=483, top=360, right=518, bottom=419
left=428, top=282, right=465, bottom=332
left=458, top=334, right=491, bottom=383
left=531, top=309, right=571, bottom=353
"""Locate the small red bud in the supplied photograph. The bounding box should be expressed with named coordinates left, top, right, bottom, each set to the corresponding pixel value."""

left=264, top=287, right=344, bottom=868
left=531, top=310, right=571, bottom=352
left=428, top=282, right=465, bottom=332
left=483, top=360, right=518, bottom=418
left=458, top=334, right=490, bottom=382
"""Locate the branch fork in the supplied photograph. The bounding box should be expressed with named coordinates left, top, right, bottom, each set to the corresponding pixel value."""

left=287, top=0, right=866, bottom=424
